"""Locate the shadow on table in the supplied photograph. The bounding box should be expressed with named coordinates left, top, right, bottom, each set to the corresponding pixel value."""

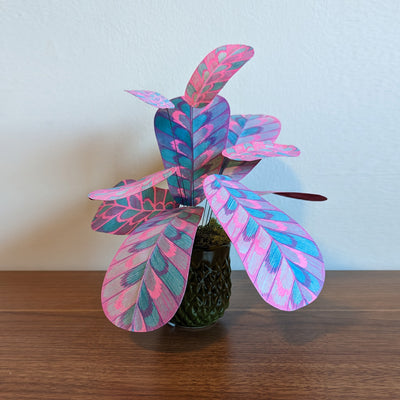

left=130, top=321, right=229, bottom=353
left=270, top=298, right=360, bottom=345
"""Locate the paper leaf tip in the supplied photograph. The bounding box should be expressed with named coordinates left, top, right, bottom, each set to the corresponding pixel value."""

left=203, top=175, right=325, bottom=312
left=126, top=90, right=174, bottom=109
left=184, top=44, right=254, bottom=108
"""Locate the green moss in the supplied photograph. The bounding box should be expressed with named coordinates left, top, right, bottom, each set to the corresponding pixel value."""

left=194, top=218, right=230, bottom=249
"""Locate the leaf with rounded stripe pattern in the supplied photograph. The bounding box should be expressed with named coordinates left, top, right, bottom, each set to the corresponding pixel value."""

left=101, top=207, right=203, bottom=332
left=223, top=114, right=281, bottom=181
left=226, top=114, right=281, bottom=148
left=223, top=142, right=300, bottom=162
left=91, top=179, right=179, bottom=235
left=184, top=44, right=254, bottom=108
left=203, top=175, right=325, bottom=311
left=154, top=96, right=230, bottom=205
left=88, top=167, right=177, bottom=201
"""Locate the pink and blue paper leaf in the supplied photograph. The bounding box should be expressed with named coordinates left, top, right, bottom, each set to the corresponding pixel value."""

left=222, top=114, right=281, bottom=181
left=184, top=44, right=254, bottom=108
left=226, top=114, right=281, bottom=148
left=88, top=43, right=326, bottom=333
left=101, top=207, right=203, bottom=332
left=126, top=90, right=174, bottom=109
left=203, top=175, right=325, bottom=311
left=223, top=142, right=300, bottom=162
left=154, top=95, right=230, bottom=205
left=88, top=167, right=177, bottom=201
left=91, top=179, right=179, bottom=235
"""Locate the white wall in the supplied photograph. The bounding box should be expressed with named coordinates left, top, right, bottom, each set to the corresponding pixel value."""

left=1, top=0, right=399, bottom=270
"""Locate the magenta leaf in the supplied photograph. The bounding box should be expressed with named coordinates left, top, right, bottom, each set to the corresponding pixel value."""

left=91, top=179, right=179, bottom=235
left=226, top=114, right=281, bottom=148
left=154, top=96, right=230, bottom=205
left=184, top=44, right=254, bottom=108
left=203, top=175, right=325, bottom=311
left=88, top=167, right=177, bottom=201
left=256, top=191, right=328, bottom=202
left=101, top=207, right=203, bottom=332
left=223, top=142, right=300, bottom=162
left=126, top=90, right=174, bottom=109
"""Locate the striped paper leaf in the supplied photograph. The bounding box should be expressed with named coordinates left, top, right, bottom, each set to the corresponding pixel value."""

left=101, top=206, right=203, bottom=332
left=184, top=44, right=254, bottom=108
left=222, top=115, right=280, bottom=181
left=203, top=175, right=325, bottom=311
left=88, top=167, right=177, bottom=201
left=223, top=142, right=300, bottom=162
left=126, top=90, right=174, bottom=109
left=154, top=95, right=230, bottom=205
left=226, top=115, right=281, bottom=148
left=91, top=179, right=179, bottom=235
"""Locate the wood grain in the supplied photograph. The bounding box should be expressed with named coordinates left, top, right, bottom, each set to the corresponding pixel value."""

left=0, top=271, right=399, bottom=399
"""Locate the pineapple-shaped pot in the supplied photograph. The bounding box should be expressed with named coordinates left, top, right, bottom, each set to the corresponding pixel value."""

left=170, top=219, right=231, bottom=328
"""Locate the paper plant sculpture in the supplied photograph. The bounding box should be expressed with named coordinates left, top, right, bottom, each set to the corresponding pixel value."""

left=89, top=44, right=327, bottom=333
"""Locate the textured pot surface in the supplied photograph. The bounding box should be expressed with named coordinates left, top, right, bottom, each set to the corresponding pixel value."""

left=170, top=243, right=231, bottom=328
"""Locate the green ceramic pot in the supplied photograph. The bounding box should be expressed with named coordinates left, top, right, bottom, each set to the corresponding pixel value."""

left=170, top=242, right=232, bottom=328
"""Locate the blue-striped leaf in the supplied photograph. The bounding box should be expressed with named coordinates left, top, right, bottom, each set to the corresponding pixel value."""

left=154, top=95, right=230, bottom=205
left=203, top=175, right=325, bottom=311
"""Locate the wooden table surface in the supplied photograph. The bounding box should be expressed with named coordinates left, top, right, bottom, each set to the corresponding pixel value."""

left=0, top=271, right=399, bottom=399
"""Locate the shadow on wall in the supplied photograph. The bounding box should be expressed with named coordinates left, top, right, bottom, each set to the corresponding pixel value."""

left=0, top=126, right=163, bottom=270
